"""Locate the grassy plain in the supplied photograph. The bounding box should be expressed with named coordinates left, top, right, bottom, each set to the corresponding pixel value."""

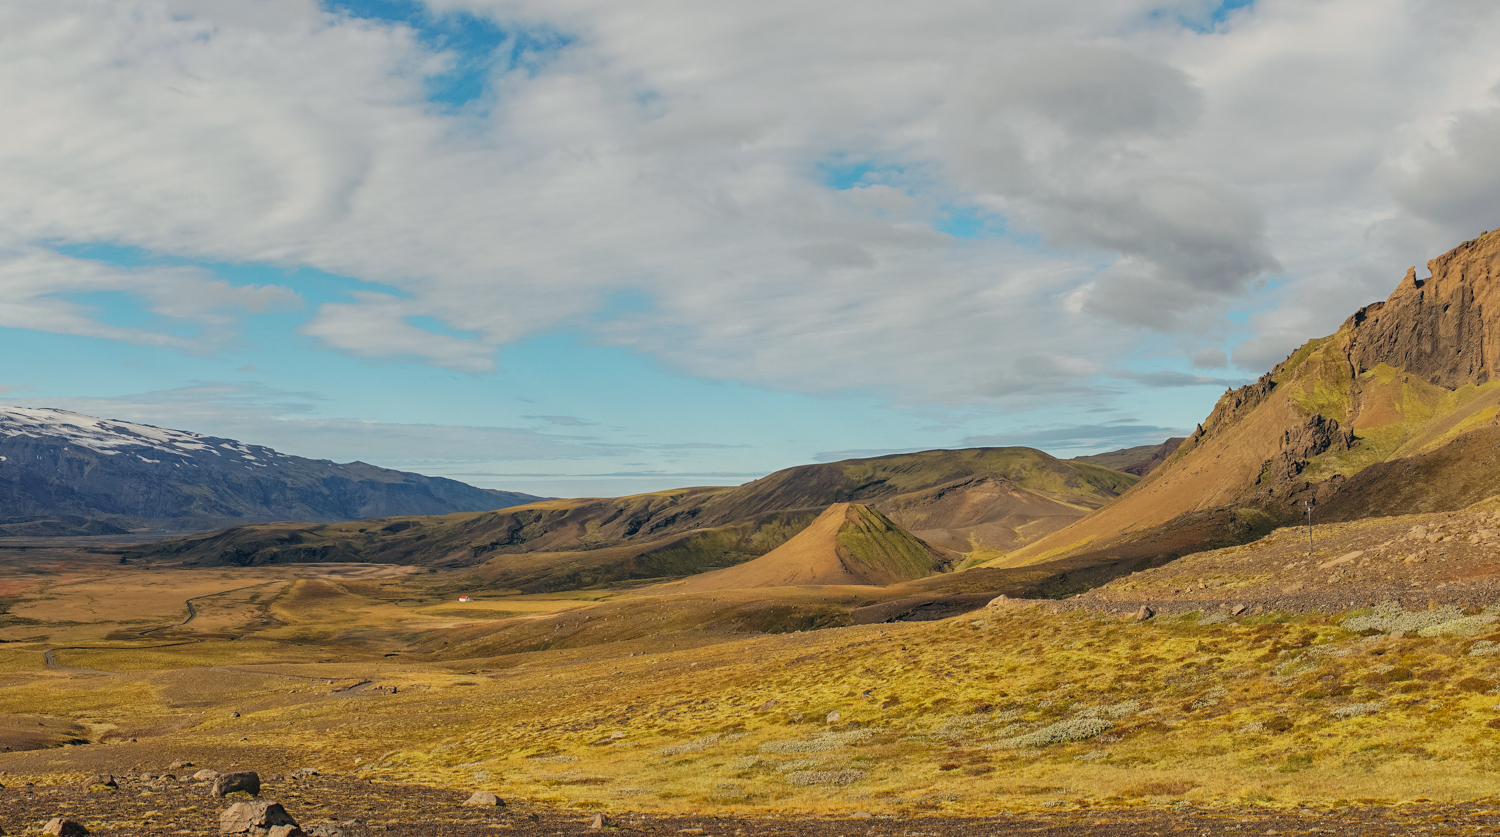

left=6, top=531, right=1500, bottom=818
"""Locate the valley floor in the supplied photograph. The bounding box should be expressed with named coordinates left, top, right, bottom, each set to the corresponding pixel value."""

left=7, top=508, right=1500, bottom=825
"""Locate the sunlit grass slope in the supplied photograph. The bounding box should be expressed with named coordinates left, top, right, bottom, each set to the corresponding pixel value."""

left=6, top=536, right=1500, bottom=817
left=11, top=605, right=1500, bottom=815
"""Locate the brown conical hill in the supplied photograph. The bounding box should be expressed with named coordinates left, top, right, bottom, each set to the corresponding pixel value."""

left=996, top=228, right=1500, bottom=570
left=675, top=503, right=952, bottom=591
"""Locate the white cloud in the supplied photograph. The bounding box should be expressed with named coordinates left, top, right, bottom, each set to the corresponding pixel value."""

left=1192, top=347, right=1229, bottom=369
left=938, top=42, right=1280, bottom=326
left=2, top=0, right=1500, bottom=406
left=299, top=291, right=497, bottom=372
left=0, top=244, right=298, bottom=348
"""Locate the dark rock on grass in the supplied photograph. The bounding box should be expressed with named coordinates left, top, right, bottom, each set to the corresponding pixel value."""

left=220, top=800, right=297, bottom=834
left=463, top=790, right=504, bottom=807
left=213, top=771, right=261, bottom=798
left=43, top=820, right=88, bottom=837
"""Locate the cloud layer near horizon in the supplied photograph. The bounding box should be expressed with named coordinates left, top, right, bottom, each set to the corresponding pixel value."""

left=2, top=0, right=1499, bottom=411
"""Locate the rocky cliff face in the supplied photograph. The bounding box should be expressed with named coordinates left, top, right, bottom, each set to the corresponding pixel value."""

left=1343, top=232, right=1500, bottom=388
left=1203, top=373, right=1276, bottom=434
left=0, top=408, right=542, bottom=533
left=1262, top=413, right=1356, bottom=486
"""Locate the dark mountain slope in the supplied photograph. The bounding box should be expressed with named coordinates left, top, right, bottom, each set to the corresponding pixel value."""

left=0, top=407, right=542, bottom=533
left=1072, top=438, right=1185, bottom=476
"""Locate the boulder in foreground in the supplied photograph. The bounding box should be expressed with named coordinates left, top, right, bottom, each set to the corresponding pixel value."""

left=220, top=800, right=297, bottom=834
left=43, top=820, right=87, bottom=837
left=213, top=771, right=261, bottom=797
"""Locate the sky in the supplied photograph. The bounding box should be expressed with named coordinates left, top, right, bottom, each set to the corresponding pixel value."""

left=2, top=0, right=1499, bottom=498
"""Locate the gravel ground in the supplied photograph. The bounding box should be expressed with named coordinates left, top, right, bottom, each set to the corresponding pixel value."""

left=3, top=775, right=1500, bottom=836
left=1068, top=508, right=1500, bottom=617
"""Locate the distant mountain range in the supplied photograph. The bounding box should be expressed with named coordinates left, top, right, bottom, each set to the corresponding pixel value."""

left=0, top=407, right=543, bottom=535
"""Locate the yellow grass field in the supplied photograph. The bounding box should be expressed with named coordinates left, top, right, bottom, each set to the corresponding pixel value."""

left=6, top=542, right=1500, bottom=817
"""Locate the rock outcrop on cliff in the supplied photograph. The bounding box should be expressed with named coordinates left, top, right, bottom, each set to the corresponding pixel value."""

left=1344, top=237, right=1500, bottom=388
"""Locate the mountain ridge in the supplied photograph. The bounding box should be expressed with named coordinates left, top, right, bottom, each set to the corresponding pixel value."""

left=1071, top=438, right=1185, bottom=476
left=129, top=446, right=1139, bottom=590
left=0, top=407, right=544, bottom=534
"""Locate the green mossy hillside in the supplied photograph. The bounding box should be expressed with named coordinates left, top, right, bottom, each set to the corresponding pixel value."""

left=836, top=504, right=945, bottom=579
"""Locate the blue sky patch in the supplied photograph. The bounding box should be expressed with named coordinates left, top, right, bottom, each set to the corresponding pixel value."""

left=1156, top=0, right=1256, bottom=33
left=406, top=315, right=481, bottom=341
left=1210, top=0, right=1258, bottom=24
left=324, top=0, right=571, bottom=108
left=936, top=206, right=1007, bottom=239
left=820, top=160, right=880, bottom=190
left=817, top=158, right=911, bottom=191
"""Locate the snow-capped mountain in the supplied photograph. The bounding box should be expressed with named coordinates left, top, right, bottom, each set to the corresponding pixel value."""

left=0, top=407, right=287, bottom=463
left=0, top=407, right=543, bottom=535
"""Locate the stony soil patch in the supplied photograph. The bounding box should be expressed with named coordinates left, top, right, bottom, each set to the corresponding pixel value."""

left=2, top=775, right=1500, bottom=836
left=1068, top=509, right=1500, bottom=617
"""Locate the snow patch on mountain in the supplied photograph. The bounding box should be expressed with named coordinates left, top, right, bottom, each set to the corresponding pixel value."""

left=0, top=406, right=230, bottom=458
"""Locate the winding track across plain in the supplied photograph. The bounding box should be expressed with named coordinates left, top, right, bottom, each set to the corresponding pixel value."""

left=41, top=647, right=118, bottom=676
left=42, top=581, right=282, bottom=676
